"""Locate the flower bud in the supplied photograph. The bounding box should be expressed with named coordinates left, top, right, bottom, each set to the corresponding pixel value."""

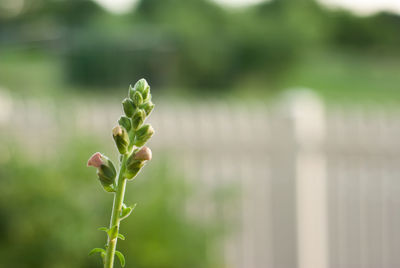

left=141, top=101, right=155, bottom=116
left=133, top=78, right=149, bottom=93
left=122, top=98, right=135, bottom=117
left=131, top=109, right=145, bottom=130
left=142, top=87, right=150, bottom=102
left=124, top=159, right=145, bottom=180
left=128, top=84, right=136, bottom=100
left=87, top=152, right=104, bottom=168
left=134, top=124, right=154, bottom=147
left=118, top=116, right=131, bottom=131
left=134, top=146, right=152, bottom=161
left=132, top=91, right=143, bottom=107
left=112, top=126, right=129, bottom=154
left=125, top=147, right=152, bottom=180
left=87, top=152, right=117, bottom=192
left=97, top=167, right=114, bottom=187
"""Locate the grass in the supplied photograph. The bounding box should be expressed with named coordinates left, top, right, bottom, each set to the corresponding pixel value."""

left=284, top=50, right=400, bottom=105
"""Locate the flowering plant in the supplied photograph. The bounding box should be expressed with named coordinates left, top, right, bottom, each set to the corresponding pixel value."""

left=87, top=79, right=155, bottom=267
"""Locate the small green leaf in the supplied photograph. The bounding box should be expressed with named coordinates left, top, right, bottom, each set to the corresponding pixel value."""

left=115, top=250, right=126, bottom=267
left=98, top=227, right=109, bottom=232
left=89, top=248, right=105, bottom=256
left=117, top=233, right=125, bottom=240
left=120, top=207, right=132, bottom=219
left=120, top=203, right=137, bottom=221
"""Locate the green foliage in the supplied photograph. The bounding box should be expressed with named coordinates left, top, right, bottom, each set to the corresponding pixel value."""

left=2, top=0, right=400, bottom=98
left=0, top=140, right=223, bottom=267
left=87, top=80, right=157, bottom=268
left=117, top=234, right=126, bottom=241
left=3, top=0, right=400, bottom=107
left=98, top=227, right=109, bottom=233
left=120, top=160, right=225, bottom=268
left=89, top=248, right=106, bottom=256
left=328, top=11, right=400, bottom=51
left=115, top=251, right=126, bottom=267
left=120, top=204, right=136, bottom=221
left=62, top=0, right=302, bottom=89
left=0, top=140, right=107, bottom=267
left=97, top=226, right=125, bottom=240
left=56, top=0, right=397, bottom=92
left=89, top=248, right=106, bottom=264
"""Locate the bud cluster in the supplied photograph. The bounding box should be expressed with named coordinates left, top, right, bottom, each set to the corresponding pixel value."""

left=88, top=79, right=155, bottom=192
left=87, top=79, right=155, bottom=267
left=120, top=79, right=155, bottom=179
left=114, top=79, right=155, bottom=157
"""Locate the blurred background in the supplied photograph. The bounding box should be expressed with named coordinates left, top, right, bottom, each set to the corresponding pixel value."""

left=1, top=0, right=400, bottom=267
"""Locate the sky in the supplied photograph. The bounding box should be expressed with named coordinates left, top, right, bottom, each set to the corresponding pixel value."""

left=93, top=0, right=400, bottom=15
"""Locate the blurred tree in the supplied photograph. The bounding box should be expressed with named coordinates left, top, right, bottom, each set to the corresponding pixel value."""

left=2, top=0, right=400, bottom=94
left=329, top=11, right=400, bottom=53
left=64, top=0, right=301, bottom=90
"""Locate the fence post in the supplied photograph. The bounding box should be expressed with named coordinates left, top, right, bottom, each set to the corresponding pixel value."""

left=0, top=89, right=12, bottom=126
left=288, top=90, right=329, bottom=268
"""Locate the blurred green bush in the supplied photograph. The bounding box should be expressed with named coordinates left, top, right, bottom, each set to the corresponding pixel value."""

left=1, top=0, right=400, bottom=98
left=4, top=0, right=400, bottom=94
left=0, top=139, right=225, bottom=268
left=63, top=0, right=299, bottom=90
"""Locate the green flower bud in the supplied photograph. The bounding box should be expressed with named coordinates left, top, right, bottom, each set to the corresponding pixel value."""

left=131, top=109, right=145, bottom=130
left=125, top=161, right=144, bottom=180
left=87, top=152, right=117, bottom=192
left=97, top=168, right=114, bottom=189
left=133, top=78, right=149, bottom=93
left=122, top=98, right=135, bottom=117
left=142, top=87, right=150, bottom=102
left=141, top=101, right=155, bottom=116
left=118, top=116, right=131, bottom=131
left=125, top=146, right=152, bottom=180
left=128, top=84, right=136, bottom=100
left=132, top=91, right=143, bottom=107
left=112, top=126, right=129, bottom=154
left=134, top=124, right=154, bottom=147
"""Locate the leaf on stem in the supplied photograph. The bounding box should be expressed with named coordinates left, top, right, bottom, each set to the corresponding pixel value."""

left=115, top=250, right=126, bottom=267
left=89, top=248, right=105, bottom=256
left=98, top=227, right=109, bottom=232
left=117, top=233, right=125, bottom=240
left=120, top=203, right=137, bottom=221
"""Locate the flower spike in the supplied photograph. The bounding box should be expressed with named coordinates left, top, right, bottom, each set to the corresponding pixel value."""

left=87, top=79, right=155, bottom=268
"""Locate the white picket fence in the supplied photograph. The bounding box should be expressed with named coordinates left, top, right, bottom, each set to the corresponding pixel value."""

left=1, top=90, right=400, bottom=268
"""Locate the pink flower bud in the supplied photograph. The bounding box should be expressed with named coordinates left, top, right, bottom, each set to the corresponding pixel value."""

left=112, top=125, right=129, bottom=154
left=134, top=146, right=152, bottom=161
left=87, top=152, right=104, bottom=168
left=112, top=125, right=123, bottom=136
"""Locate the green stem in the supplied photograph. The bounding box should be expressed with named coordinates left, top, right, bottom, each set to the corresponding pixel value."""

left=104, top=154, right=128, bottom=268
